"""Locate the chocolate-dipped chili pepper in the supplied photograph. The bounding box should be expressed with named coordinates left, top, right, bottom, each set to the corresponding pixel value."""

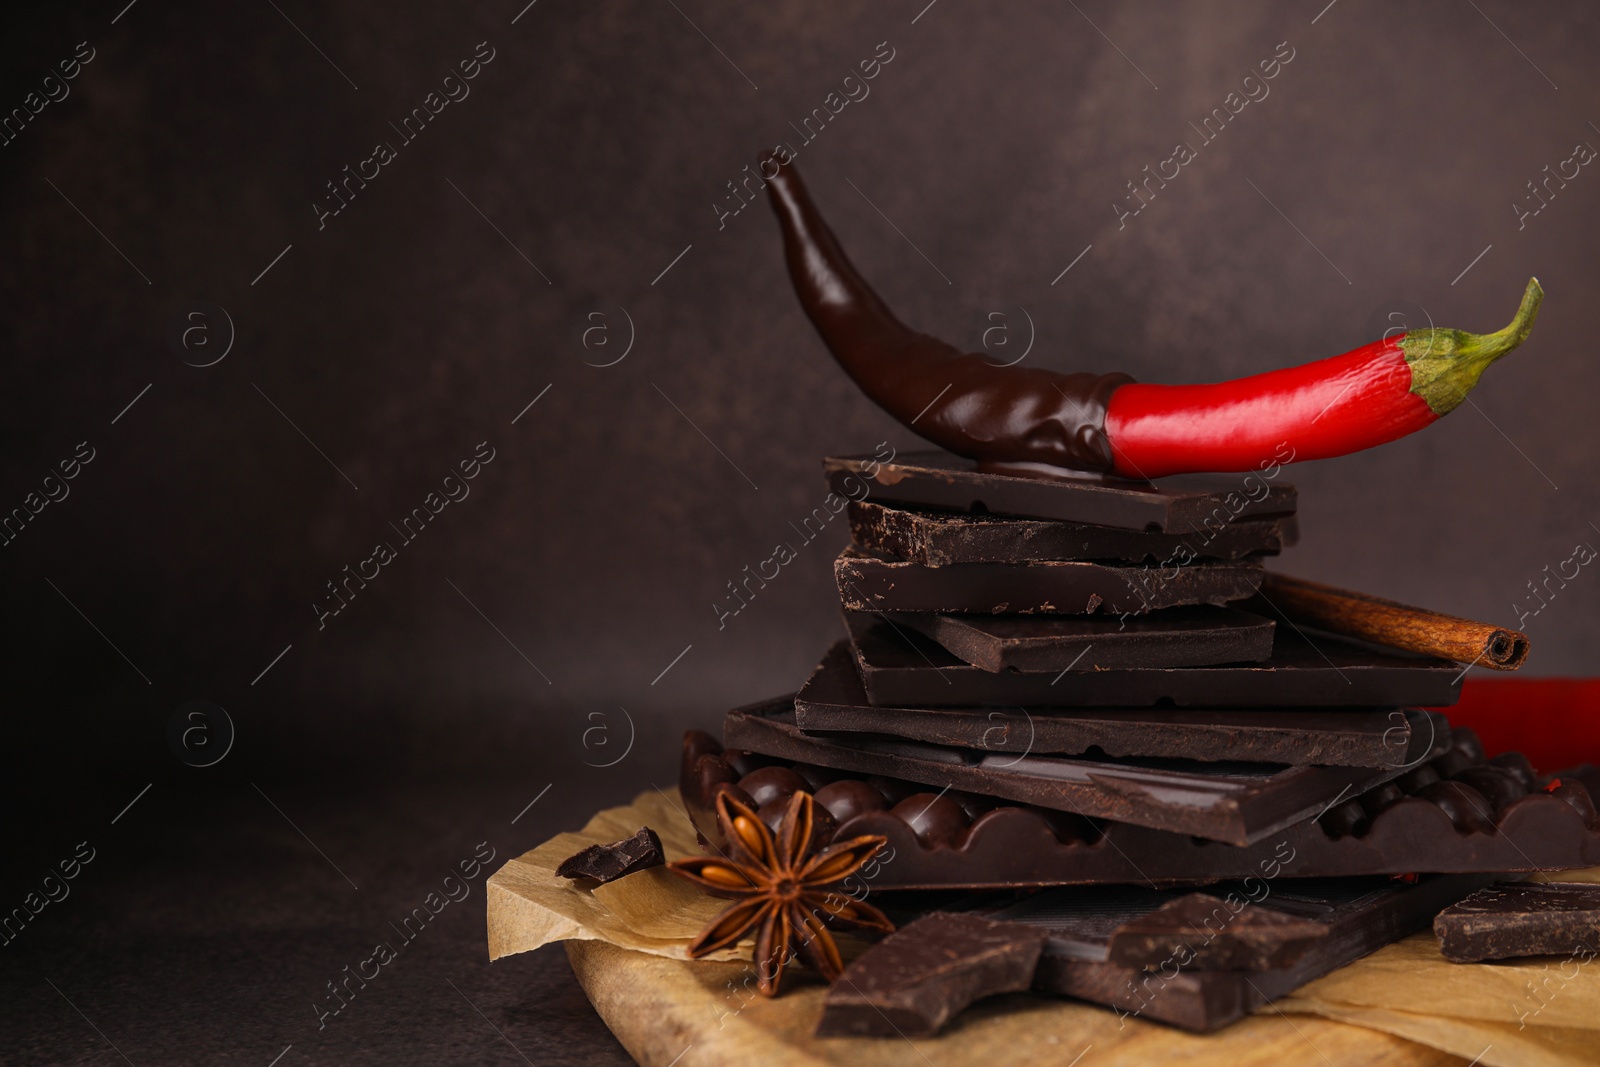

left=764, top=155, right=1132, bottom=473
left=764, top=154, right=1543, bottom=478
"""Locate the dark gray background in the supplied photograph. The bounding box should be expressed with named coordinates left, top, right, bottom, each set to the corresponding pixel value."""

left=3, top=1, right=1595, bottom=1063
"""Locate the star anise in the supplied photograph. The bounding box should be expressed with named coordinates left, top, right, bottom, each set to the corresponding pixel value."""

left=668, top=789, right=893, bottom=996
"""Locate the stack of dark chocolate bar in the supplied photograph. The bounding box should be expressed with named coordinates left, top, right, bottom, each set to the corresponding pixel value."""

left=679, top=451, right=1600, bottom=1035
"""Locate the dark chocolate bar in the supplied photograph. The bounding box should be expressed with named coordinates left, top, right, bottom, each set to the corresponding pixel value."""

left=555, top=827, right=664, bottom=883
left=892, top=607, right=1276, bottom=672
left=1433, top=882, right=1600, bottom=962
left=796, top=642, right=1447, bottom=765
left=845, top=612, right=1464, bottom=708
left=836, top=547, right=1263, bottom=615
left=827, top=451, right=1296, bottom=532
left=722, top=699, right=1451, bottom=846
left=999, top=875, right=1497, bottom=1032
left=1104, top=892, right=1329, bottom=970
left=848, top=498, right=1296, bottom=565
left=815, top=912, right=1045, bottom=1038
left=681, top=730, right=1600, bottom=889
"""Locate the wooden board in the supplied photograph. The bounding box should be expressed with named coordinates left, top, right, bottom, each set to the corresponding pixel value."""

left=566, top=938, right=1468, bottom=1067
left=494, top=791, right=1600, bottom=1066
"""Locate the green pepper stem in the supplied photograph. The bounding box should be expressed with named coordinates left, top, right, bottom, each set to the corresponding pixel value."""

left=1402, top=277, right=1543, bottom=417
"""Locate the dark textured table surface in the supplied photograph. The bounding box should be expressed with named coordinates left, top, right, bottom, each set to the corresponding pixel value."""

left=5, top=770, right=639, bottom=1066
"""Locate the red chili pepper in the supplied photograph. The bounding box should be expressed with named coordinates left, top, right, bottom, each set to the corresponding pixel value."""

left=1104, top=281, right=1543, bottom=479
left=764, top=156, right=1544, bottom=478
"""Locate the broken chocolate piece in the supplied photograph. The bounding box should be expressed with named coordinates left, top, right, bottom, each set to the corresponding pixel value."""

left=815, top=912, right=1045, bottom=1037
left=723, top=698, right=1451, bottom=846
left=845, top=612, right=1463, bottom=707
left=993, top=874, right=1497, bottom=1032
left=1105, top=893, right=1329, bottom=970
left=828, top=451, right=1296, bottom=532
left=892, top=606, right=1275, bottom=672
left=681, top=731, right=1600, bottom=889
left=1433, top=881, right=1600, bottom=962
left=796, top=642, right=1447, bottom=765
left=836, top=547, right=1263, bottom=615
left=555, top=827, right=665, bottom=883
left=848, top=498, right=1296, bottom=565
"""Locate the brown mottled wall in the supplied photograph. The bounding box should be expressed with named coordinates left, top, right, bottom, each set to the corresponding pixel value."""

left=3, top=1, right=1597, bottom=792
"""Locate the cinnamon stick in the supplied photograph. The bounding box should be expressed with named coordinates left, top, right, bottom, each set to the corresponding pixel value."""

left=1256, top=572, right=1529, bottom=671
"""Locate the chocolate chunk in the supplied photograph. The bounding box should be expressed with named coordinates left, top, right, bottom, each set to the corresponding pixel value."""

left=815, top=912, right=1046, bottom=1037
left=993, top=874, right=1496, bottom=1032
left=1549, top=777, right=1600, bottom=823
left=813, top=779, right=888, bottom=824
left=722, top=699, right=1451, bottom=846
left=1416, top=780, right=1498, bottom=835
left=738, top=765, right=809, bottom=808
left=680, top=730, right=1600, bottom=889
left=848, top=498, right=1296, bottom=565
left=555, top=827, right=664, bottom=883
left=836, top=547, right=1263, bottom=615
left=796, top=641, right=1447, bottom=765
left=845, top=612, right=1463, bottom=708
left=1105, top=893, right=1329, bottom=970
left=891, top=606, right=1275, bottom=672
left=1453, top=766, right=1527, bottom=811
left=1434, top=882, right=1600, bottom=962
left=1557, top=764, right=1600, bottom=801
left=891, top=792, right=971, bottom=847
left=828, top=451, right=1296, bottom=532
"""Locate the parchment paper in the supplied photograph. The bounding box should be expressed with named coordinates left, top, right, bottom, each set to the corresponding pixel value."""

left=486, top=788, right=751, bottom=963
left=489, top=789, right=1600, bottom=1066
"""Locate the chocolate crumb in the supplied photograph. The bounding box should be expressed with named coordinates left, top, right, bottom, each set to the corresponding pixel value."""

left=556, top=827, right=664, bottom=884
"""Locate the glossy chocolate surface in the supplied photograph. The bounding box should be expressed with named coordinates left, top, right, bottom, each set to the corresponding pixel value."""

left=999, top=874, right=1496, bottom=1031
left=795, top=641, right=1448, bottom=766
left=554, top=827, right=664, bottom=883
left=815, top=912, right=1045, bottom=1038
left=844, top=612, right=1464, bottom=708
left=848, top=498, right=1296, bottom=565
left=1433, top=882, right=1600, bottom=962
left=681, top=729, right=1600, bottom=889
left=1104, top=892, right=1330, bottom=970
left=827, top=451, right=1296, bottom=532
left=836, top=547, right=1264, bottom=616
left=722, top=698, right=1451, bottom=846
left=893, top=606, right=1275, bottom=672
left=767, top=158, right=1130, bottom=473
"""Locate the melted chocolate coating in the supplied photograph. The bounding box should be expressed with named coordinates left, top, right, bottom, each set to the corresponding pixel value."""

left=764, top=154, right=1132, bottom=472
